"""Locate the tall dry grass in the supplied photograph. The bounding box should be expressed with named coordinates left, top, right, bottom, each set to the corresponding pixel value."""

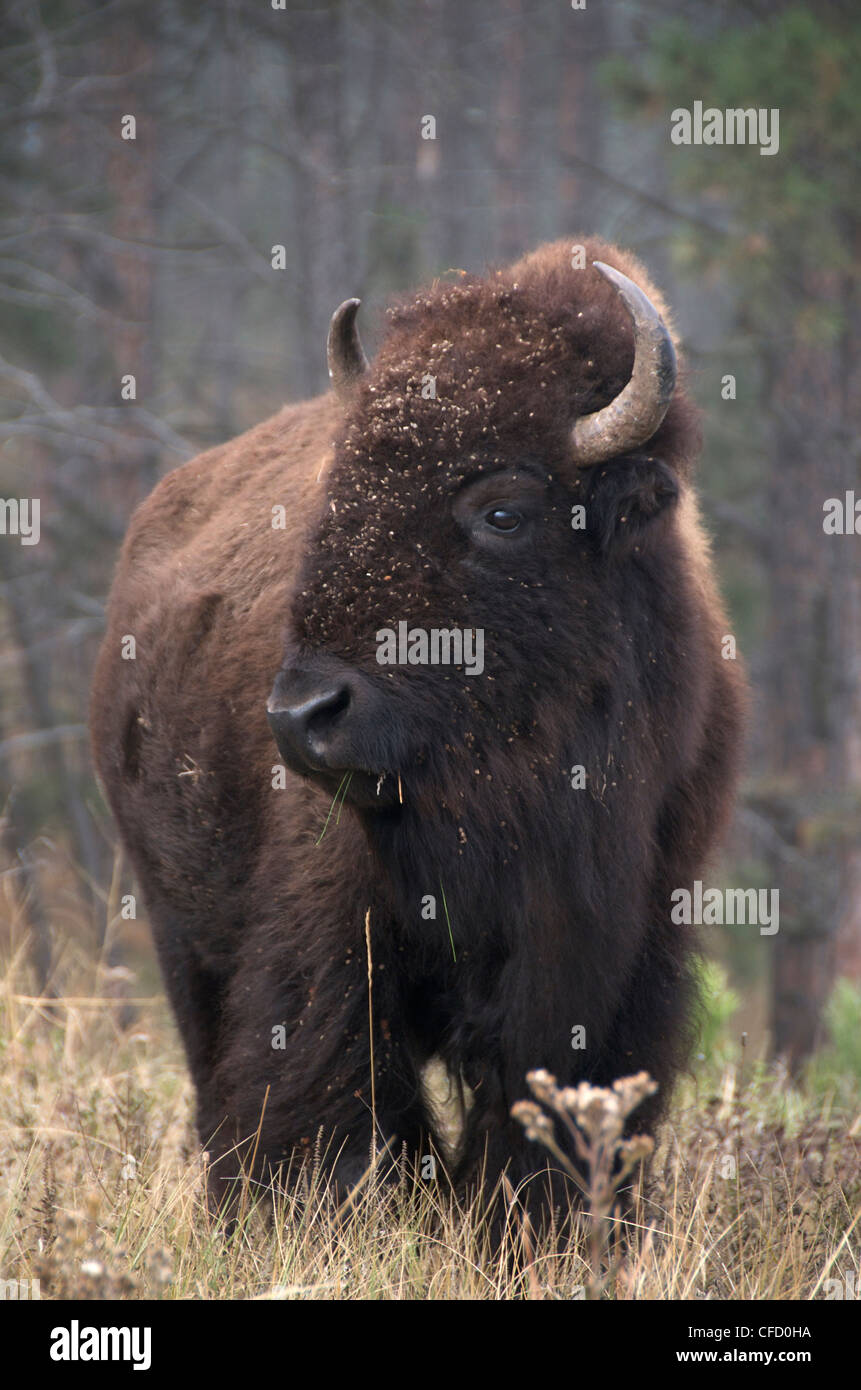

left=1, top=912, right=859, bottom=1300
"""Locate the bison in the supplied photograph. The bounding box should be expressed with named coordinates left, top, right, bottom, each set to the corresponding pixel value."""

left=90, top=238, right=745, bottom=1226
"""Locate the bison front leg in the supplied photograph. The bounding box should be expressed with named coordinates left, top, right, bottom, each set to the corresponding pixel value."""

left=203, top=955, right=429, bottom=1219
left=455, top=1075, right=583, bottom=1250
left=141, top=900, right=232, bottom=1144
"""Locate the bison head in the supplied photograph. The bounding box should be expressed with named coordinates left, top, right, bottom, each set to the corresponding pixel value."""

left=267, top=241, right=705, bottom=941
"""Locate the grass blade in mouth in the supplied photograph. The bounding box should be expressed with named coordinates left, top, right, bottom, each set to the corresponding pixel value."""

left=316, top=771, right=353, bottom=845
left=439, top=879, right=457, bottom=963
left=335, top=771, right=353, bottom=825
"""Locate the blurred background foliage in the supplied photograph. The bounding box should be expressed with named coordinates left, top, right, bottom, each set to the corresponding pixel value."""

left=0, top=0, right=858, bottom=1074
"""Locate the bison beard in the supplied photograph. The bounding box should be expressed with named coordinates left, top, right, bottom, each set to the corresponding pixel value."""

left=90, top=238, right=745, bottom=1233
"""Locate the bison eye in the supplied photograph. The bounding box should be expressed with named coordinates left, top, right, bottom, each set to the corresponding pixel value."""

left=484, top=507, right=521, bottom=533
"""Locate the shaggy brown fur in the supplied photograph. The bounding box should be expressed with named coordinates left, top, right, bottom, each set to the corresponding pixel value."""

left=90, top=239, right=746, bottom=1227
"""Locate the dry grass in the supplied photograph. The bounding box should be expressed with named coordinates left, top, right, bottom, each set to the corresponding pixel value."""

left=1, top=933, right=859, bottom=1301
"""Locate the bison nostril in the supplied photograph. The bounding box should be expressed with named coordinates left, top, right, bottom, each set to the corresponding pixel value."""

left=303, top=686, right=350, bottom=741
left=268, top=683, right=354, bottom=772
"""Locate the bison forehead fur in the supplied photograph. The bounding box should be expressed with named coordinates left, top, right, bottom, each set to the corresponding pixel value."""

left=90, top=237, right=746, bottom=1228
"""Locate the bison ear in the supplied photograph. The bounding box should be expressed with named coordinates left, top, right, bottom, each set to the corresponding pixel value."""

left=584, top=454, right=679, bottom=555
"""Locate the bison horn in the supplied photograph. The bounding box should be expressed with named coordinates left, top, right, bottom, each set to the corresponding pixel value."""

left=571, top=262, right=677, bottom=466
left=327, top=298, right=369, bottom=398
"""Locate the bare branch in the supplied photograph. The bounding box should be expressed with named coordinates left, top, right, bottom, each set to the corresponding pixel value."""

left=0, top=723, right=89, bottom=760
